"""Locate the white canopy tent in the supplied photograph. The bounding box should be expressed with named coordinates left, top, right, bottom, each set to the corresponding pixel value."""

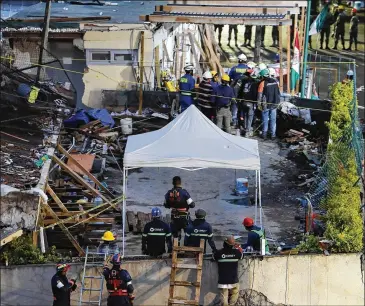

left=122, top=105, right=262, bottom=255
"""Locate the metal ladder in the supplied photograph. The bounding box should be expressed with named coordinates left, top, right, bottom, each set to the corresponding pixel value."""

left=78, top=246, right=110, bottom=306
left=168, top=238, right=204, bottom=306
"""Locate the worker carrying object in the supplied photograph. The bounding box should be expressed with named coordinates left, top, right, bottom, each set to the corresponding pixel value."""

left=164, top=176, right=195, bottom=245
left=103, top=254, right=135, bottom=306
left=51, top=263, right=77, bottom=306
left=213, top=236, right=244, bottom=306
left=184, top=209, right=217, bottom=253
left=212, top=74, right=235, bottom=134
left=142, top=207, right=172, bottom=256
left=179, top=64, right=196, bottom=113
left=98, top=231, right=120, bottom=255
left=241, top=217, right=269, bottom=254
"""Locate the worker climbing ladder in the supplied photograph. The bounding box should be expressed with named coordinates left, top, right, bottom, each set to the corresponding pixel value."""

left=168, top=238, right=204, bottom=306
left=78, top=246, right=110, bottom=306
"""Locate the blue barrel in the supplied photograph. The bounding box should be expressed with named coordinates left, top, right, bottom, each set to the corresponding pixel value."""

left=17, top=83, right=31, bottom=97
left=235, top=178, right=248, bottom=196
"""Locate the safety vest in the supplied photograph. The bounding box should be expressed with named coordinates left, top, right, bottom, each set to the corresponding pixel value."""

left=106, top=269, right=128, bottom=296
left=251, top=229, right=269, bottom=253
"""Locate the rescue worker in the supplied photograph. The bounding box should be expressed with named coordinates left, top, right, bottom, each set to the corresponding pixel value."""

left=271, top=26, right=279, bottom=47
left=164, top=176, right=195, bottom=244
left=243, top=25, right=253, bottom=47
left=319, top=8, right=333, bottom=50
left=198, top=71, right=215, bottom=120
left=51, top=263, right=77, bottom=306
left=241, top=217, right=269, bottom=254
left=257, top=68, right=281, bottom=140
left=103, top=254, right=135, bottom=306
left=98, top=231, right=120, bottom=254
left=214, top=24, right=224, bottom=45
left=142, top=207, right=172, bottom=257
left=227, top=25, right=238, bottom=47
left=343, top=70, right=354, bottom=84
left=346, top=8, right=359, bottom=51
left=211, top=70, right=220, bottom=89
left=333, top=5, right=346, bottom=50
left=237, top=67, right=259, bottom=137
left=212, top=74, right=235, bottom=134
left=213, top=236, right=244, bottom=306
left=184, top=209, right=217, bottom=254
left=179, top=64, right=196, bottom=112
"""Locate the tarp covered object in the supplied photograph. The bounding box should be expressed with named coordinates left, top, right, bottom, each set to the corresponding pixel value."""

left=63, top=109, right=115, bottom=128
left=124, top=105, right=260, bottom=170
left=63, top=109, right=90, bottom=128
left=87, top=109, right=115, bottom=128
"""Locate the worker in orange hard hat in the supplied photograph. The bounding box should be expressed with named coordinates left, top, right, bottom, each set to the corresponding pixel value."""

left=241, top=217, right=269, bottom=253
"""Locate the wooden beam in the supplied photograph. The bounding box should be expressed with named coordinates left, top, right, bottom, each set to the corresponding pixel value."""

left=1, top=229, right=23, bottom=247
left=154, top=45, right=161, bottom=90
left=10, top=16, right=111, bottom=23
left=159, top=4, right=300, bottom=14
left=188, top=32, right=202, bottom=76
left=179, top=32, right=185, bottom=79
left=279, top=23, right=284, bottom=93
left=46, top=184, right=69, bottom=213
left=57, top=144, right=115, bottom=199
left=42, top=201, right=85, bottom=256
left=140, top=15, right=292, bottom=26
left=286, top=23, right=291, bottom=93
left=43, top=217, right=115, bottom=225
left=52, top=155, right=116, bottom=209
left=139, top=31, right=145, bottom=115
left=162, top=40, right=172, bottom=63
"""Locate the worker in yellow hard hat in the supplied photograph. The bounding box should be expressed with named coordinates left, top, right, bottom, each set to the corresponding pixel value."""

left=98, top=231, right=120, bottom=254
left=212, top=74, right=235, bottom=134
left=211, top=70, right=220, bottom=89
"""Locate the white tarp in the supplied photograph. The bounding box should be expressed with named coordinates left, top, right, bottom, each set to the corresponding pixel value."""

left=124, top=105, right=260, bottom=170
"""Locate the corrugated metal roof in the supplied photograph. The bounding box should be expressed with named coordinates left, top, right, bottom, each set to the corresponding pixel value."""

left=154, top=12, right=286, bottom=19
left=8, top=1, right=167, bottom=24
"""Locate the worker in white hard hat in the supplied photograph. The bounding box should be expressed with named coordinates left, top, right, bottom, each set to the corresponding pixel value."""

left=179, top=64, right=196, bottom=112
left=198, top=71, right=216, bottom=121
left=343, top=70, right=354, bottom=84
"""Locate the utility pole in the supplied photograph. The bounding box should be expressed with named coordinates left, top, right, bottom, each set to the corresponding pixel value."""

left=300, top=0, right=312, bottom=98
left=254, top=26, right=261, bottom=63
left=36, top=0, right=51, bottom=84
left=138, top=31, right=145, bottom=115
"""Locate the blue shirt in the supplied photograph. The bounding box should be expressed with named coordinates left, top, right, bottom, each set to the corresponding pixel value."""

left=179, top=73, right=195, bottom=107
left=184, top=219, right=216, bottom=253
left=242, top=225, right=268, bottom=252
left=229, top=63, right=248, bottom=82
left=212, top=84, right=235, bottom=108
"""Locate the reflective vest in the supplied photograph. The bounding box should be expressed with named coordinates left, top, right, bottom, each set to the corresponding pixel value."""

left=251, top=229, right=269, bottom=253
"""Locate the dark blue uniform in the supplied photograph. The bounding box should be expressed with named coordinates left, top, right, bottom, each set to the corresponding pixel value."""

left=51, top=273, right=76, bottom=306
left=184, top=219, right=217, bottom=253
left=164, top=187, right=194, bottom=241
left=179, top=73, right=195, bottom=112
left=241, top=225, right=269, bottom=253
left=229, top=63, right=248, bottom=83
left=213, top=246, right=243, bottom=285
left=103, top=267, right=134, bottom=306
left=213, top=84, right=235, bottom=108
left=142, top=218, right=172, bottom=256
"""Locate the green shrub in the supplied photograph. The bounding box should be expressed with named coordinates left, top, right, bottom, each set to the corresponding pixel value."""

left=322, top=81, right=363, bottom=253
left=298, top=235, right=321, bottom=253
left=0, top=234, right=67, bottom=265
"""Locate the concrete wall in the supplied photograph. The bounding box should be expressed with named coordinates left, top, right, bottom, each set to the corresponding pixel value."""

left=1, top=254, right=363, bottom=306
left=82, top=27, right=154, bottom=108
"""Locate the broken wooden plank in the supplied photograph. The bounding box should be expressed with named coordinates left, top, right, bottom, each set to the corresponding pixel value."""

left=67, top=154, right=95, bottom=175
left=79, top=120, right=101, bottom=130
left=57, top=144, right=115, bottom=199
left=1, top=229, right=23, bottom=247
left=46, top=184, right=69, bottom=213
left=42, top=201, right=85, bottom=256
left=43, top=217, right=115, bottom=225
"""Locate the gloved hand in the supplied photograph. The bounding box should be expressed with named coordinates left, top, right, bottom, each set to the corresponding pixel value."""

left=189, top=202, right=195, bottom=208
left=70, top=279, right=77, bottom=291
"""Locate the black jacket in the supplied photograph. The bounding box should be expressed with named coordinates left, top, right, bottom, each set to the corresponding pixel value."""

left=213, top=245, right=243, bottom=285
left=142, top=218, right=172, bottom=256
left=184, top=219, right=217, bottom=253
left=51, top=273, right=76, bottom=306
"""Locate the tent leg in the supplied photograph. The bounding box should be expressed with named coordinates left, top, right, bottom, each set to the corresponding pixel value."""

left=258, top=169, right=262, bottom=228
left=255, top=170, right=258, bottom=224
left=122, top=167, right=126, bottom=257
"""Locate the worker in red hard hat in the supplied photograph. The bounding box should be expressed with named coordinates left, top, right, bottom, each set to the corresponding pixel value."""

left=51, top=262, right=77, bottom=306
left=241, top=217, right=269, bottom=254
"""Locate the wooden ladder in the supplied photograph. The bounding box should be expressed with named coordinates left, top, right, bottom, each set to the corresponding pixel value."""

left=168, top=238, right=204, bottom=306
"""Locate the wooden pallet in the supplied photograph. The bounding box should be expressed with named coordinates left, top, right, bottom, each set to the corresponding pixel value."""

left=168, top=238, right=204, bottom=306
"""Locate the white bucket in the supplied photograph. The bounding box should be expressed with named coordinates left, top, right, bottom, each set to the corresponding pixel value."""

left=235, top=178, right=249, bottom=196
left=120, top=118, right=133, bottom=135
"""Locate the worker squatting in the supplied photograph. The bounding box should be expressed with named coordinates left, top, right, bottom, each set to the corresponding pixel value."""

left=52, top=176, right=268, bottom=306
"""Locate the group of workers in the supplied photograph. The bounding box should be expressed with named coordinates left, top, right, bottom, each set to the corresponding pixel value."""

left=52, top=176, right=268, bottom=306
left=179, top=53, right=281, bottom=139
left=318, top=5, right=359, bottom=51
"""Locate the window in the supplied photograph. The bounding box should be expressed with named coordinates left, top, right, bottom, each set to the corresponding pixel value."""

left=87, top=49, right=137, bottom=65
